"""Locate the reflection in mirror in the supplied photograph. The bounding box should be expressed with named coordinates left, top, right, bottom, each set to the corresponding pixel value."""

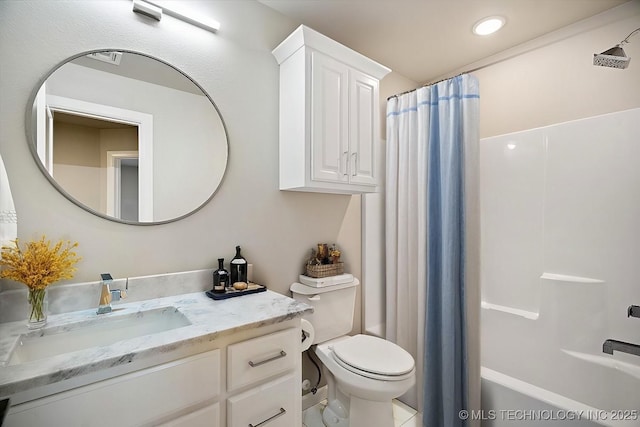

left=0, top=153, right=18, bottom=247
left=28, top=50, right=228, bottom=224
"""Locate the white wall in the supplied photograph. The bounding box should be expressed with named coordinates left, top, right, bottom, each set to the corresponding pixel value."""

left=474, top=2, right=640, bottom=138
left=53, top=121, right=102, bottom=211
left=0, top=1, right=359, bottom=301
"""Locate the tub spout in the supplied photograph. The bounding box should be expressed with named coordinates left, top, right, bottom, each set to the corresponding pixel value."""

left=603, top=339, right=640, bottom=357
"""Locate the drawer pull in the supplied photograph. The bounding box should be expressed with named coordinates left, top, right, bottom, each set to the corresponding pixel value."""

left=248, top=350, right=287, bottom=367
left=249, top=407, right=286, bottom=427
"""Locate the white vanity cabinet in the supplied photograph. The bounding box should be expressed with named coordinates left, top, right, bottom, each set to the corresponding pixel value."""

left=4, top=322, right=302, bottom=427
left=273, top=25, right=391, bottom=194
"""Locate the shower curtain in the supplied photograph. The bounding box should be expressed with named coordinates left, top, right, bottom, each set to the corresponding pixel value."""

left=385, top=74, right=479, bottom=427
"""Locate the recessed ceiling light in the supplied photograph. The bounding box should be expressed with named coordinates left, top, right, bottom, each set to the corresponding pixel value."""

left=473, top=16, right=506, bottom=36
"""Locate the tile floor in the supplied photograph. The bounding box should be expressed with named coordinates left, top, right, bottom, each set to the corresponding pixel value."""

left=303, top=399, right=421, bottom=427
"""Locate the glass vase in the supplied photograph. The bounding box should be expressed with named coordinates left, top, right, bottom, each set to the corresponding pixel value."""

left=27, top=287, right=48, bottom=329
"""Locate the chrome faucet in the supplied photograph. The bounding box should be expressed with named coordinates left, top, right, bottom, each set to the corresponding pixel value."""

left=603, top=339, right=640, bottom=357
left=97, top=273, right=127, bottom=314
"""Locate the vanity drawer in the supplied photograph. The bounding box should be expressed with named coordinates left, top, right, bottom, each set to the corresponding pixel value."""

left=227, top=328, right=298, bottom=391
left=227, top=374, right=297, bottom=427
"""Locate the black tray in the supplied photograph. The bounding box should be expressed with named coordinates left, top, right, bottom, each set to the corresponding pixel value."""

left=205, top=284, right=267, bottom=300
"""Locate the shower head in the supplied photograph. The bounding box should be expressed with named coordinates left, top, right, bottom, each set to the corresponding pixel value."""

left=593, top=27, right=639, bottom=69
left=593, top=45, right=630, bottom=69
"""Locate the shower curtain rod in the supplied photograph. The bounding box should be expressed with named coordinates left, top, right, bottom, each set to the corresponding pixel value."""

left=387, top=65, right=483, bottom=100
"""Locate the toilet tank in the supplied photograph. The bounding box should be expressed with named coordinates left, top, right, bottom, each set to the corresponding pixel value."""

left=290, top=279, right=359, bottom=344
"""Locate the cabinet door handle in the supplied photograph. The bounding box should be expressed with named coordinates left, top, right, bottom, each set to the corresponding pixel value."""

left=248, top=407, right=286, bottom=427
left=343, top=151, right=349, bottom=176
left=248, top=350, right=287, bottom=367
left=351, top=152, right=358, bottom=176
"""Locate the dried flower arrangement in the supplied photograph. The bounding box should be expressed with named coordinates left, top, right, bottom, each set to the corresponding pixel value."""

left=305, top=243, right=343, bottom=278
left=0, top=236, right=81, bottom=327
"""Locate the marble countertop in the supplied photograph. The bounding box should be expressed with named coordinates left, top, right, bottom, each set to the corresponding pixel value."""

left=0, top=290, right=312, bottom=399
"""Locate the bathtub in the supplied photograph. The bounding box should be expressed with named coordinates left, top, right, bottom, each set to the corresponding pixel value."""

left=480, top=368, right=639, bottom=427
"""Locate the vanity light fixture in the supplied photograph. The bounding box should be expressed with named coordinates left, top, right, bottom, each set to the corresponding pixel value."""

left=132, top=0, right=162, bottom=21
left=132, top=0, right=220, bottom=33
left=472, top=16, right=506, bottom=36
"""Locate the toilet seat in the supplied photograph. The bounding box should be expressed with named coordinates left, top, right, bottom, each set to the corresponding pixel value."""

left=331, top=335, right=415, bottom=381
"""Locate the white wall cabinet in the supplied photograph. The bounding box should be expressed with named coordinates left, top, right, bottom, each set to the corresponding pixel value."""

left=273, top=25, right=391, bottom=194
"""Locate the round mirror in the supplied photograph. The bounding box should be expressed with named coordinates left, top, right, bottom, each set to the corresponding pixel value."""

left=26, top=50, right=228, bottom=224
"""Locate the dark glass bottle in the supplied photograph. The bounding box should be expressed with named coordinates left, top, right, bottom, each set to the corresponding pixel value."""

left=230, top=246, right=247, bottom=285
left=213, top=258, right=229, bottom=293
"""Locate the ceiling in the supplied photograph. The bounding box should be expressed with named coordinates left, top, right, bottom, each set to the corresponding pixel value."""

left=259, top=0, right=630, bottom=84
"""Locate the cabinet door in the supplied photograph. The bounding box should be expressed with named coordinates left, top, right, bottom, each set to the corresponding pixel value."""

left=5, top=350, right=220, bottom=427
left=227, top=375, right=297, bottom=427
left=311, top=51, right=350, bottom=184
left=158, top=402, right=219, bottom=427
left=349, top=68, right=379, bottom=186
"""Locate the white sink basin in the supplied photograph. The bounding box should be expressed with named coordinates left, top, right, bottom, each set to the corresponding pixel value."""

left=7, top=306, right=191, bottom=366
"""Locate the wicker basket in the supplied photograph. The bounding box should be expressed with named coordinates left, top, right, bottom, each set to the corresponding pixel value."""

left=305, top=262, right=344, bottom=278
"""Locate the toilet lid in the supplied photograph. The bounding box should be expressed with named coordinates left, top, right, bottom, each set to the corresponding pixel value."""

left=332, top=335, right=414, bottom=377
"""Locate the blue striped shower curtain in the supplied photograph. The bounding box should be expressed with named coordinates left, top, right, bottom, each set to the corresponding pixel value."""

left=386, top=74, right=479, bottom=427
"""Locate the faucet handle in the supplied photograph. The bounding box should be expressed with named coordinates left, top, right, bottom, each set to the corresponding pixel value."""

left=628, top=305, right=640, bottom=318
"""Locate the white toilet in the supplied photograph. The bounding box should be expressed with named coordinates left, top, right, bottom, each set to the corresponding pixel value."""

left=291, top=278, right=415, bottom=427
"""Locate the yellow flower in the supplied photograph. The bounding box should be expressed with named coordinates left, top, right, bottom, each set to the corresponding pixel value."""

left=0, top=236, right=81, bottom=289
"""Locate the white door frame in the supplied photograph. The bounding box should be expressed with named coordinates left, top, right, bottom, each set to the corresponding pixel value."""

left=45, top=95, right=154, bottom=221
left=106, top=151, right=139, bottom=219
left=34, top=84, right=55, bottom=175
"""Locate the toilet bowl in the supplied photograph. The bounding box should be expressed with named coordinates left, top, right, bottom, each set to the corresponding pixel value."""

left=316, top=335, right=415, bottom=400
left=291, top=279, right=416, bottom=427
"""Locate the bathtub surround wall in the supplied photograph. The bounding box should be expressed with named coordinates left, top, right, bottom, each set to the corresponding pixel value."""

left=481, top=108, right=640, bottom=412
left=0, top=1, right=372, bottom=301
left=476, top=3, right=640, bottom=420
